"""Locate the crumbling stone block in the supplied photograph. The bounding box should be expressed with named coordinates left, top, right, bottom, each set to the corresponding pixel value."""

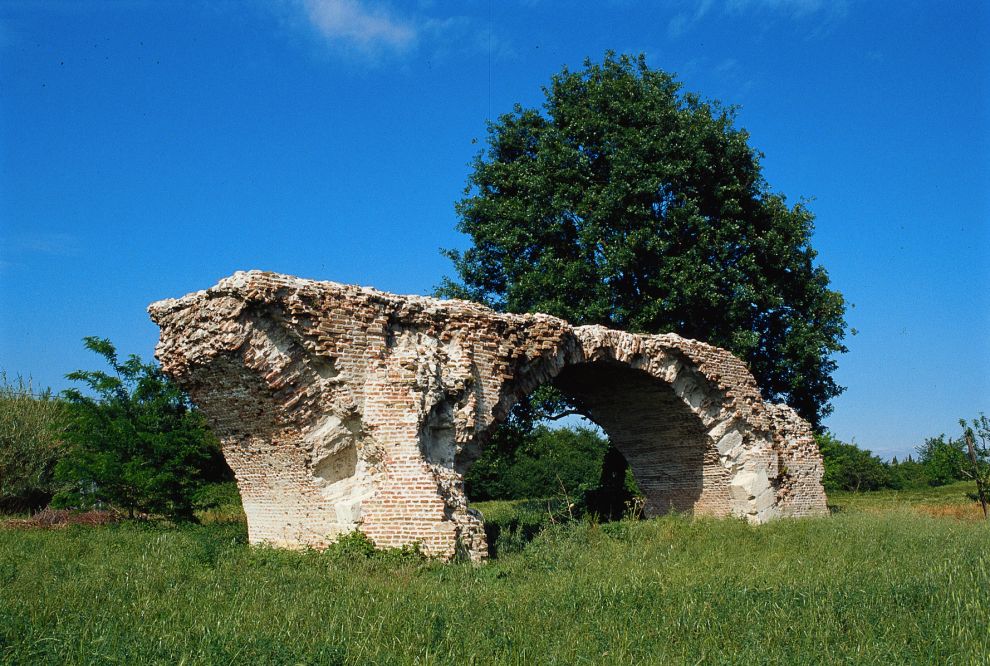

left=149, top=271, right=828, bottom=560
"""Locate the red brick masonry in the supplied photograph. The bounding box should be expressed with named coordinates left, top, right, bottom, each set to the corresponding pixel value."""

left=149, top=271, right=828, bottom=560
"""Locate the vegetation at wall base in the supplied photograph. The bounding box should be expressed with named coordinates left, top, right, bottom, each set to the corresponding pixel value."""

left=1, top=487, right=987, bottom=664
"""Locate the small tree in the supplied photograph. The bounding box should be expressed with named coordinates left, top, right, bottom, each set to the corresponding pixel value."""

left=959, top=414, right=989, bottom=518
left=52, top=337, right=221, bottom=521
left=916, top=434, right=970, bottom=487
left=0, top=373, right=68, bottom=512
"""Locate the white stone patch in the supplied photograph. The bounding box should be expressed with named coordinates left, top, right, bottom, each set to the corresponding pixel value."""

left=729, top=467, right=774, bottom=521
left=335, top=498, right=363, bottom=525
left=716, top=430, right=743, bottom=455
left=305, top=414, right=356, bottom=464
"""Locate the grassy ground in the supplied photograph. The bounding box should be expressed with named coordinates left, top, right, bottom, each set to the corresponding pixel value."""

left=1, top=484, right=988, bottom=664
left=828, top=481, right=987, bottom=519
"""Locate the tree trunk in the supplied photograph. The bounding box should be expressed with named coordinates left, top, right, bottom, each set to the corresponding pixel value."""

left=585, top=443, right=633, bottom=521
left=964, top=431, right=988, bottom=520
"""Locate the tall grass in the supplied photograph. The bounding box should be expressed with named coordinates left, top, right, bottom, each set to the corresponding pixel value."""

left=827, top=480, right=981, bottom=512
left=2, top=495, right=988, bottom=664
left=0, top=373, right=67, bottom=513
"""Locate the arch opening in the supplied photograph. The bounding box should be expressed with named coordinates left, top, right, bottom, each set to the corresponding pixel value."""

left=462, top=359, right=730, bottom=538
left=550, top=361, right=729, bottom=518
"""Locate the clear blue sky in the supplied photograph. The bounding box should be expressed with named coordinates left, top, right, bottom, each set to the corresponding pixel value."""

left=1, top=1, right=987, bottom=459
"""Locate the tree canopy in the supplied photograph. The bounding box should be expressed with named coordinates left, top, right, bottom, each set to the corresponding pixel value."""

left=439, top=52, right=847, bottom=426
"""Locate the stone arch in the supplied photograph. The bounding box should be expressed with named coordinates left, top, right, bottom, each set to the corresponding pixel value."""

left=458, top=326, right=792, bottom=533
left=549, top=360, right=727, bottom=517
left=149, top=271, right=827, bottom=561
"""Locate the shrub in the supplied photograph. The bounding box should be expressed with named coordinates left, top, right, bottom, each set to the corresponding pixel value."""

left=916, top=434, right=970, bottom=486
left=465, top=425, right=609, bottom=501
left=816, top=432, right=890, bottom=492
left=52, top=337, right=223, bottom=521
left=325, top=531, right=425, bottom=563
left=886, top=457, right=930, bottom=489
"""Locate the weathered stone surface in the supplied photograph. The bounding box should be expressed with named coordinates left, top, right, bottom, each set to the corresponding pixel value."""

left=149, top=270, right=828, bottom=560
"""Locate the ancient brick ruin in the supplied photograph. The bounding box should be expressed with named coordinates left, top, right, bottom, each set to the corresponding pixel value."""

left=149, top=271, right=828, bottom=560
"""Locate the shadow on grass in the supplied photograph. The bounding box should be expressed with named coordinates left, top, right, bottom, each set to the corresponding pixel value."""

left=474, top=496, right=646, bottom=559
left=473, top=498, right=571, bottom=559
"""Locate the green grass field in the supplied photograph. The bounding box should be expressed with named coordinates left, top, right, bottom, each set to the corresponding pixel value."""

left=1, top=483, right=988, bottom=664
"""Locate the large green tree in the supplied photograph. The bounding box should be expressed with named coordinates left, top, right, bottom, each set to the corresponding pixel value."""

left=440, top=53, right=847, bottom=426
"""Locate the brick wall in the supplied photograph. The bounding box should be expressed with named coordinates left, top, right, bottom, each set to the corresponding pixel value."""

left=149, top=271, right=828, bottom=560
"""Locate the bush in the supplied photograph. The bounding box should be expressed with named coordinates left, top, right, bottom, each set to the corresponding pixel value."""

left=465, top=425, right=609, bottom=501
left=886, top=457, right=930, bottom=489
left=816, top=432, right=890, bottom=492
left=916, top=434, right=970, bottom=486
left=52, top=337, right=223, bottom=521
left=0, top=373, right=69, bottom=512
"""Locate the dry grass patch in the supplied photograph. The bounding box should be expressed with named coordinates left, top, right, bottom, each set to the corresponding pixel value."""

left=916, top=502, right=987, bottom=520
left=2, top=508, right=121, bottom=530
